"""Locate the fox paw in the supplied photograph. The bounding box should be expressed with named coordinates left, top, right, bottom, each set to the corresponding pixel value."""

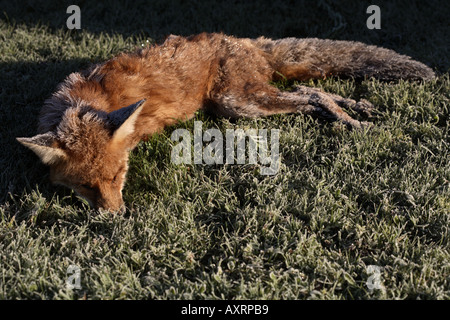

left=353, top=99, right=375, bottom=117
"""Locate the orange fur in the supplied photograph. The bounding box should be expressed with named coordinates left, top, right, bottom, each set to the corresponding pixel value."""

left=17, top=33, right=434, bottom=212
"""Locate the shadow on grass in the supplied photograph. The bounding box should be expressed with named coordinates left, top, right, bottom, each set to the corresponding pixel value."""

left=1, top=0, right=448, bottom=69
left=0, top=58, right=96, bottom=205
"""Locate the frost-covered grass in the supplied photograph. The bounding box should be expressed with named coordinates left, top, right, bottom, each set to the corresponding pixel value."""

left=0, top=0, right=448, bottom=299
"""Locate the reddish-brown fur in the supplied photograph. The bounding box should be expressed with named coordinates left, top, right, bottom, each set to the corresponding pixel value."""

left=17, top=33, right=435, bottom=211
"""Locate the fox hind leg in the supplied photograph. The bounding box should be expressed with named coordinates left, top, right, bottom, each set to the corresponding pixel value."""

left=208, top=84, right=370, bottom=128
left=292, top=85, right=375, bottom=118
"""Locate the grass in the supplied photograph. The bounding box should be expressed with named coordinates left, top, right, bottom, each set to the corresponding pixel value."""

left=0, top=0, right=449, bottom=299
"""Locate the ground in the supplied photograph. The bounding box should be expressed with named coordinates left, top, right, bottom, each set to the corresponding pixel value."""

left=0, top=0, right=449, bottom=299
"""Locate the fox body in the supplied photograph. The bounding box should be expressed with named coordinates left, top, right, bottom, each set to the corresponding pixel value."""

left=17, top=33, right=435, bottom=212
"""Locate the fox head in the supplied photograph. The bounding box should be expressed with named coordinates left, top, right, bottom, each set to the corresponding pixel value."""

left=17, top=99, right=146, bottom=213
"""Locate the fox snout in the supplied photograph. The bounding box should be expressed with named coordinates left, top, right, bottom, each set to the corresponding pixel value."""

left=91, top=185, right=126, bottom=214
left=96, top=197, right=126, bottom=214
left=78, top=185, right=125, bottom=213
left=85, top=198, right=126, bottom=214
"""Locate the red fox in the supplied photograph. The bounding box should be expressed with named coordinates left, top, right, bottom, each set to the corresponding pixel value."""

left=17, top=33, right=435, bottom=212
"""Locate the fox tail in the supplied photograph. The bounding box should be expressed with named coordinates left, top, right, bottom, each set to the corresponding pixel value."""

left=254, top=37, right=435, bottom=81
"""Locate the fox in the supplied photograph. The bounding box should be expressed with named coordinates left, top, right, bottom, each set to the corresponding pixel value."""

left=17, top=33, right=435, bottom=212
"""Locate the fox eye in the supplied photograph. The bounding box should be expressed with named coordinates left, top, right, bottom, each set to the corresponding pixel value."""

left=112, top=167, right=124, bottom=184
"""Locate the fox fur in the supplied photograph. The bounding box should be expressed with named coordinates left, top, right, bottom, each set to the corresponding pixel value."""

left=17, top=33, right=435, bottom=212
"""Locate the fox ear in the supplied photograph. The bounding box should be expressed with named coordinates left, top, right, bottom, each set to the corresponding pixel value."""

left=17, top=133, right=67, bottom=165
left=108, top=99, right=146, bottom=146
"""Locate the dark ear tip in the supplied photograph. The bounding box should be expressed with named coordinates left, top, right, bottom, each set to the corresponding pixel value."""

left=107, top=99, right=147, bottom=129
left=136, top=99, right=146, bottom=106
